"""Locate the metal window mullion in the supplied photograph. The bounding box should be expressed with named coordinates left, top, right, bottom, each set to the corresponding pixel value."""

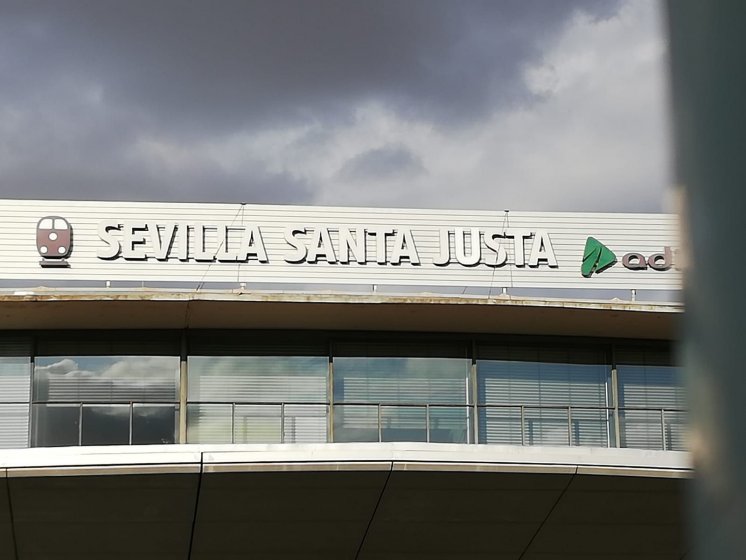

left=129, top=402, right=134, bottom=445
left=231, top=402, right=236, bottom=444
left=78, top=403, right=83, bottom=446
left=328, top=341, right=334, bottom=443
left=520, top=405, right=526, bottom=446
left=610, top=345, right=621, bottom=448
left=27, top=335, right=36, bottom=448
left=377, top=403, right=382, bottom=442
left=425, top=403, right=430, bottom=442
left=470, top=339, right=479, bottom=445
left=178, top=331, right=188, bottom=444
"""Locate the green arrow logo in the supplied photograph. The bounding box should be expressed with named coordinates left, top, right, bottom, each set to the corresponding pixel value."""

left=581, top=237, right=616, bottom=277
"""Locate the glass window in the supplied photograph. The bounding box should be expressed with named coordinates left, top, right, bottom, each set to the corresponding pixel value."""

left=32, top=342, right=179, bottom=447
left=32, top=404, right=80, bottom=447
left=81, top=405, right=130, bottom=446
left=34, top=356, right=179, bottom=402
left=477, top=345, right=611, bottom=447
left=132, top=404, right=179, bottom=445
left=0, top=404, right=30, bottom=449
left=186, top=355, right=329, bottom=443
left=333, top=342, right=470, bottom=443
left=187, top=403, right=232, bottom=444
left=0, top=356, right=31, bottom=403
left=188, top=356, right=328, bottom=403
left=617, top=346, right=686, bottom=450
left=0, top=338, right=32, bottom=449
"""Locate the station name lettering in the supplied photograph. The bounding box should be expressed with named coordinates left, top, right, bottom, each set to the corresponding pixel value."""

left=96, top=221, right=558, bottom=268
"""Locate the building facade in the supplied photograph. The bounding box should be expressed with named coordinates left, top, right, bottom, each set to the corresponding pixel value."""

left=0, top=200, right=688, bottom=559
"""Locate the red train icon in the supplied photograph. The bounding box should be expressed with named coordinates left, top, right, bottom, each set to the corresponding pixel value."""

left=37, top=216, right=72, bottom=267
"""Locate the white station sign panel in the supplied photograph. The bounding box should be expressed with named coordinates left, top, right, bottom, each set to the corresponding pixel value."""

left=0, top=199, right=681, bottom=291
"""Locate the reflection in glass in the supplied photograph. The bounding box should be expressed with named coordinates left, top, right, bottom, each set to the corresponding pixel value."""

left=618, top=363, right=686, bottom=450
left=477, top=347, right=610, bottom=447
left=524, top=407, right=568, bottom=446
left=333, top=405, right=379, bottom=442
left=334, top=357, right=470, bottom=404
left=478, top=406, right=522, bottom=445
left=282, top=404, right=327, bottom=443
left=571, top=408, right=612, bottom=447
left=333, top=355, right=470, bottom=444
left=81, top=405, right=129, bottom=445
left=664, top=410, right=688, bottom=452
left=381, top=406, right=426, bottom=442
left=132, top=404, right=178, bottom=445
left=186, top=404, right=232, bottom=444
left=34, top=356, right=178, bottom=402
left=32, top=404, right=80, bottom=447
left=234, top=404, right=282, bottom=443
left=620, top=409, right=664, bottom=450
left=429, top=406, right=471, bottom=444
left=188, top=356, right=328, bottom=402
left=187, top=356, right=330, bottom=443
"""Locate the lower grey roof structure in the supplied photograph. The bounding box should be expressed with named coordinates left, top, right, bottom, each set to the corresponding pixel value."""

left=0, top=443, right=690, bottom=560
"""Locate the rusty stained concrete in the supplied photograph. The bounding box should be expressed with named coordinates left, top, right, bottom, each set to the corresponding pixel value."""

left=0, top=289, right=681, bottom=339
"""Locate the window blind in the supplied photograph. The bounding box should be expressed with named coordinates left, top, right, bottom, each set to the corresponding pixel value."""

left=188, top=356, right=328, bottom=403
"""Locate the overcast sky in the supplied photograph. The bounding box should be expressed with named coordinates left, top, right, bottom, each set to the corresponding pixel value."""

left=0, top=0, right=671, bottom=212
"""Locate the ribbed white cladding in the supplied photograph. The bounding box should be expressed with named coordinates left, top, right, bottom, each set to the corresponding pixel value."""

left=0, top=199, right=681, bottom=290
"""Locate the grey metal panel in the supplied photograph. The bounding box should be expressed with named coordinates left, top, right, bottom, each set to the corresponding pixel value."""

left=190, top=469, right=389, bottom=560
left=0, top=199, right=681, bottom=290
left=0, top=470, right=16, bottom=560
left=358, top=470, right=571, bottom=559
left=521, top=474, right=688, bottom=559
left=9, top=472, right=199, bottom=560
left=0, top=444, right=691, bottom=560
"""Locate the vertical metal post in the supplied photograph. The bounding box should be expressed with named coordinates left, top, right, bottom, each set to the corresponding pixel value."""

left=520, top=405, right=526, bottom=446
left=78, top=403, right=83, bottom=446
left=27, top=336, right=36, bottom=448
left=328, top=341, right=334, bottom=443
left=667, top=4, right=746, bottom=555
left=280, top=402, right=285, bottom=444
left=661, top=409, right=667, bottom=451
left=470, top=339, right=479, bottom=444
left=129, top=402, right=134, bottom=445
left=610, top=345, right=622, bottom=448
left=425, top=404, right=430, bottom=443
left=231, top=402, right=236, bottom=444
left=178, top=331, right=188, bottom=444
left=567, top=406, right=573, bottom=446
left=377, top=404, right=382, bottom=443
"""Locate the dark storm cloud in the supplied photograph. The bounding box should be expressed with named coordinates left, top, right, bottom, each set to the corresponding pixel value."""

left=0, top=0, right=623, bottom=202
left=2, top=0, right=621, bottom=131
left=338, top=145, right=425, bottom=182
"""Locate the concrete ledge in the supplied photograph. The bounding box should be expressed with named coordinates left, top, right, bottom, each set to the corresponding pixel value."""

left=0, top=442, right=693, bottom=478
left=0, top=289, right=681, bottom=337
